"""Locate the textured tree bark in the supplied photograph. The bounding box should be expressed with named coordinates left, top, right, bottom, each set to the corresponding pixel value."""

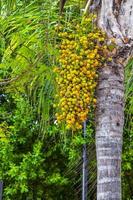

left=96, top=59, right=124, bottom=200
left=95, top=0, right=133, bottom=199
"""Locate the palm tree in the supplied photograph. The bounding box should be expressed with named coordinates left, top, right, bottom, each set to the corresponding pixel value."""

left=95, top=0, right=133, bottom=199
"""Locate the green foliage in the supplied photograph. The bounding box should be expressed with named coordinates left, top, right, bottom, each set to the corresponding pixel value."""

left=0, top=92, right=95, bottom=199
left=0, top=1, right=96, bottom=199
left=122, top=59, right=133, bottom=199
left=0, top=0, right=59, bottom=131
left=0, top=93, right=72, bottom=199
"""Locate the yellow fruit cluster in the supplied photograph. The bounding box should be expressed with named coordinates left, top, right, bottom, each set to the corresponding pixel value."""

left=54, top=15, right=106, bottom=130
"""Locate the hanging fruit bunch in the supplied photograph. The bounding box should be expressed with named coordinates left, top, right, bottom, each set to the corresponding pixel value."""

left=54, top=15, right=106, bottom=131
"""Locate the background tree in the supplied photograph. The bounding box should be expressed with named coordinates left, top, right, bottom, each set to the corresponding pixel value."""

left=0, top=1, right=95, bottom=199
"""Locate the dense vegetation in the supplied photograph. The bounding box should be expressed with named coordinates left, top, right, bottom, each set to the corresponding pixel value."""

left=0, top=0, right=132, bottom=199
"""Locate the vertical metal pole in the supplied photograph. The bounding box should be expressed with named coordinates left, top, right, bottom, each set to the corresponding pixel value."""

left=0, top=181, right=3, bottom=200
left=82, top=121, right=88, bottom=200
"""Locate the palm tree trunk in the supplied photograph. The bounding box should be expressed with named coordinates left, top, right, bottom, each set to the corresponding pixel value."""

left=94, top=0, right=133, bottom=199
left=96, top=60, right=124, bottom=200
